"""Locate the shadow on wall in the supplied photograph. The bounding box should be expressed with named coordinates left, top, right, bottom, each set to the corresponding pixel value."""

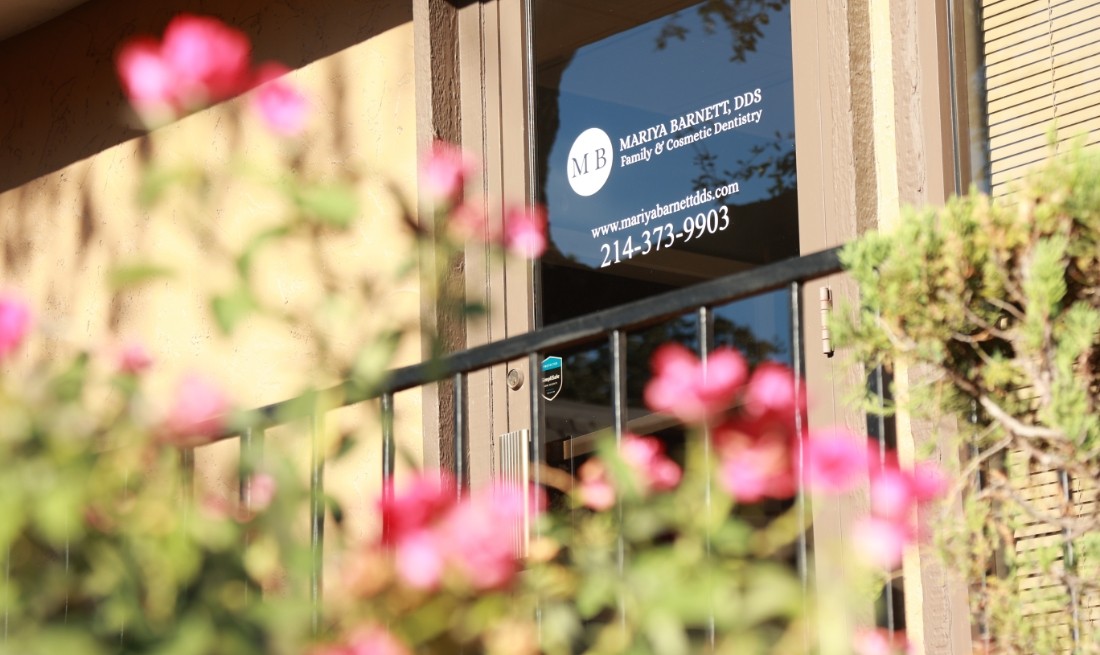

left=0, top=0, right=412, bottom=195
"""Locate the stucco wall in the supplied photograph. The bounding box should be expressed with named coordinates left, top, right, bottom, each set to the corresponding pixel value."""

left=0, top=0, right=421, bottom=543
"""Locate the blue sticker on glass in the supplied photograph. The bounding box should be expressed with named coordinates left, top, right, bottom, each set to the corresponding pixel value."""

left=541, top=356, right=563, bottom=401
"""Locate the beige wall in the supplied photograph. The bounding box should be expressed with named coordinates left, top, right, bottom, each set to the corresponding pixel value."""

left=0, top=0, right=422, bottom=542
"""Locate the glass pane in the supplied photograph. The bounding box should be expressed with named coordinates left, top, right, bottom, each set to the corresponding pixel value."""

left=712, top=288, right=792, bottom=368
left=534, top=0, right=801, bottom=469
left=535, top=0, right=798, bottom=326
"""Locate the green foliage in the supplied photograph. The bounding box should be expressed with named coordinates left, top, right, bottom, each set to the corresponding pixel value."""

left=839, top=146, right=1100, bottom=447
left=108, top=262, right=176, bottom=290
left=0, top=361, right=314, bottom=655
left=837, top=146, right=1100, bottom=652
left=211, top=286, right=259, bottom=335
left=292, top=183, right=359, bottom=228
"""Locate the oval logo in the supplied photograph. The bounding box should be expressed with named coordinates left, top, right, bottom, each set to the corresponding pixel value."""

left=566, top=128, right=613, bottom=196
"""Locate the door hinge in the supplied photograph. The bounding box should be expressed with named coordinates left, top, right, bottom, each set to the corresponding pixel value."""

left=820, top=286, right=834, bottom=358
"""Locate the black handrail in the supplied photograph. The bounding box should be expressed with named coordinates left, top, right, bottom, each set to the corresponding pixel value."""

left=217, top=246, right=843, bottom=441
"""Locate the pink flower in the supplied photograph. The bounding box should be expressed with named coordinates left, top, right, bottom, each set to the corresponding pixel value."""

left=440, top=485, right=533, bottom=589
left=912, top=461, right=948, bottom=502
left=804, top=429, right=871, bottom=494
left=853, top=515, right=914, bottom=570
left=116, top=39, right=177, bottom=110
left=163, top=374, right=230, bottom=446
left=577, top=459, right=616, bottom=511
left=117, top=342, right=153, bottom=374
left=0, top=294, right=31, bottom=360
left=868, top=460, right=948, bottom=520
left=116, top=14, right=252, bottom=119
left=160, top=14, right=251, bottom=106
left=421, top=140, right=477, bottom=204
left=251, top=63, right=309, bottom=136
left=248, top=472, right=277, bottom=511
left=380, top=472, right=454, bottom=544
left=577, top=435, right=680, bottom=509
left=345, top=627, right=411, bottom=655
left=643, top=344, right=747, bottom=423
left=851, top=457, right=948, bottom=569
left=744, top=362, right=804, bottom=419
left=377, top=475, right=542, bottom=591
left=620, top=434, right=681, bottom=492
left=503, top=205, right=547, bottom=259
left=199, top=493, right=233, bottom=520
left=854, top=628, right=909, bottom=655
left=378, top=472, right=455, bottom=589
left=448, top=199, right=496, bottom=242
left=869, top=467, right=916, bottom=521
left=394, top=529, right=445, bottom=589
left=714, top=420, right=795, bottom=502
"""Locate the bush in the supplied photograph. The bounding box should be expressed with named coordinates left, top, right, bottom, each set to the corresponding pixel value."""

left=837, top=146, right=1100, bottom=653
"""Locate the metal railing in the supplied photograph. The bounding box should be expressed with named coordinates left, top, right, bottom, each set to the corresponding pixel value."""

left=193, top=245, right=844, bottom=629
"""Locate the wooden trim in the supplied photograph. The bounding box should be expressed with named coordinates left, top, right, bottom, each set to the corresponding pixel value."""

left=453, top=0, right=534, bottom=488
left=498, top=0, right=535, bottom=446
left=415, top=0, right=464, bottom=472
left=793, top=0, right=878, bottom=637
left=892, top=1, right=974, bottom=652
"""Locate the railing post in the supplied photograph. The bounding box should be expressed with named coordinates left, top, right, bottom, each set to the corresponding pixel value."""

left=239, top=426, right=266, bottom=510
left=790, top=281, right=811, bottom=652
left=527, top=352, right=544, bottom=504
left=310, top=411, right=324, bottom=635
left=3, top=544, right=8, bottom=643
left=381, top=393, right=396, bottom=542
left=1060, top=469, right=1081, bottom=653
left=609, top=331, right=628, bottom=448
left=527, top=351, right=544, bottom=639
left=240, top=426, right=265, bottom=603
left=453, top=373, right=467, bottom=499
left=180, top=447, right=195, bottom=523
left=697, top=306, right=717, bottom=648
left=609, top=331, right=628, bottom=633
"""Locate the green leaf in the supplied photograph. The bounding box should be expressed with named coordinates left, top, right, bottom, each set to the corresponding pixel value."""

left=326, top=494, right=345, bottom=527
left=108, top=263, right=174, bottom=290
left=12, top=628, right=106, bottom=655
left=538, top=603, right=582, bottom=655
left=50, top=352, right=90, bottom=403
left=464, top=301, right=488, bottom=317
left=236, top=224, right=293, bottom=278
left=211, top=287, right=258, bottom=335
left=576, top=570, right=616, bottom=619
left=331, top=433, right=359, bottom=461
left=350, top=330, right=402, bottom=394
left=295, top=184, right=358, bottom=227
left=32, top=477, right=85, bottom=545
left=156, top=614, right=215, bottom=655
left=741, top=564, right=802, bottom=625
left=0, top=481, right=27, bottom=552
left=643, top=610, right=688, bottom=655
left=139, top=166, right=195, bottom=208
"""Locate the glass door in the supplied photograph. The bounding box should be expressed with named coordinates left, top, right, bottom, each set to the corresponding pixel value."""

left=531, top=0, right=799, bottom=484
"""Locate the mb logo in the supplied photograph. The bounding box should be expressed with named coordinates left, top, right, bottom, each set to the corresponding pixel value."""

left=566, top=127, right=613, bottom=196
